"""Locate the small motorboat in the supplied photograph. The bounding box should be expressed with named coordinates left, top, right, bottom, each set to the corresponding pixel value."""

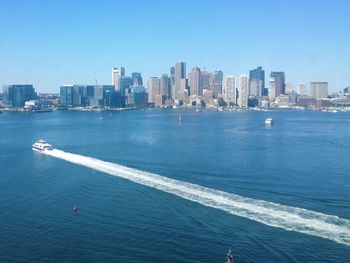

left=73, top=206, right=78, bottom=213
left=265, top=118, right=273, bottom=125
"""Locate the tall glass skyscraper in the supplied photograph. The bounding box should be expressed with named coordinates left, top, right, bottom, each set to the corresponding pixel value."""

left=249, top=67, right=265, bottom=96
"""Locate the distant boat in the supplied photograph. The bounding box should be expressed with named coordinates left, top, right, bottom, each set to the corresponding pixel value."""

left=73, top=205, right=78, bottom=213
left=332, top=110, right=337, bottom=113
left=265, top=118, right=273, bottom=125
left=178, top=114, right=182, bottom=125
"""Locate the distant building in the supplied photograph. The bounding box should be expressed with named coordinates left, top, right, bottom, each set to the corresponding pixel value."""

left=238, top=75, right=248, bottom=108
left=60, top=84, right=115, bottom=107
left=249, top=79, right=263, bottom=97
left=3, top=84, right=36, bottom=107
left=270, top=72, right=285, bottom=97
left=132, top=72, right=143, bottom=86
left=298, top=83, right=307, bottom=96
left=310, top=82, right=328, bottom=99
left=159, top=74, right=170, bottom=98
left=127, top=85, right=147, bottom=107
left=269, top=82, right=276, bottom=100
left=188, top=67, right=201, bottom=96
left=343, top=87, right=349, bottom=95
left=104, top=90, right=124, bottom=108
left=200, top=71, right=211, bottom=92
left=208, top=71, right=223, bottom=99
left=285, top=83, right=294, bottom=93
left=174, top=62, right=186, bottom=99
left=120, top=76, right=133, bottom=96
left=112, top=67, right=125, bottom=91
left=147, top=77, right=160, bottom=103
left=225, top=75, right=237, bottom=105
left=249, top=67, right=265, bottom=96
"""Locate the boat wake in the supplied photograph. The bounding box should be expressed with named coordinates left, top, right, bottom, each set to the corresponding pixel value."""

left=43, top=149, right=350, bottom=246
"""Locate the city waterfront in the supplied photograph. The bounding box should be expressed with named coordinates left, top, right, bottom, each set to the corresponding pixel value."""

left=0, top=109, right=349, bottom=262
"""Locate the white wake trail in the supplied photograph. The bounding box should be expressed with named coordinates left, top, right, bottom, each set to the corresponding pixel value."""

left=43, top=149, right=350, bottom=246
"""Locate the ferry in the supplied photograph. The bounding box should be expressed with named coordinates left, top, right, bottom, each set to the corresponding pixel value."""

left=265, top=118, right=273, bottom=125
left=32, top=140, right=53, bottom=152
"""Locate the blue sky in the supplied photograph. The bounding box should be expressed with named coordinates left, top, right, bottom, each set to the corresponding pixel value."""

left=0, top=0, right=349, bottom=92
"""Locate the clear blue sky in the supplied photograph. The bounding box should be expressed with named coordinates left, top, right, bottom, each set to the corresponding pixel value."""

left=0, top=0, right=349, bottom=93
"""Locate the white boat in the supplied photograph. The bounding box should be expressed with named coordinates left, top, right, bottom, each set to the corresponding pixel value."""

left=32, top=140, right=53, bottom=152
left=265, top=118, right=273, bottom=125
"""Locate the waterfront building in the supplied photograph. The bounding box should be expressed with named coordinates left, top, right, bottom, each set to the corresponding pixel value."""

left=249, top=67, right=265, bottom=96
left=343, top=87, right=349, bottom=95
left=209, top=71, right=223, bottom=99
left=147, top=77, right=160, bottom=103
left=269, top=81, right=276, bottom=99
left=104, top=90, right=124, bottom=108
left=188, top=67, right=201, bottom=96
left=249, top=79, right=263, bottom=97
left=270, top=72, right=285, bottom=96
left=170, top=66, right=175, bottom=98
left=174, top=62, right=186, bottom=99
left=127, top=85, right=147, bottom=107
left=112, top=67, right=125, bottom=91
left=120, top=76, right=133, bottom=96
left=132, top=72, right=143, bottom=86
left=238, top=75, right=248, bottom=108
left=200, top=71, right=211, bottom=93
left=159, top=74, right=170, bottom=98
left=3, top=84, right=37, bottom=107
left=298, top=83, right=307, bottom=96
left=225, top=75, right=237, bottom=105
left=310, top=82, right=328, bottom=99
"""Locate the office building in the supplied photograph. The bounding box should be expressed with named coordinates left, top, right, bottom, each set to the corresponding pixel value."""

left=249, top=79, right=263, bottom=97
left=127, top=85, right=147, bottom=107
left=310, top=82, right=328, bottom=99
left=249, top=67, right=265, bottom=96
left=3, top=84, right=36, bottom=107
left=298, top=83, right=307, bottom=96
left=147, top=77, right=160, bottom=103
left=225, top=75, right=237, bottom=105
left=238, top=75, right=248, bottom=108
left=112, top=67, right=125, bottom=91
left=132, top=72, right=143, bottom=86
left=120, top=76, right=133, bottom=96
left=159, top=74, right=170, bottom=97
left=210, top=71, right=223, bottom=98
left=270, top=72, right=285, bottom=96
left=188, top=67, right=201, bottom=96
left=174, top=62, right=186, bottom=99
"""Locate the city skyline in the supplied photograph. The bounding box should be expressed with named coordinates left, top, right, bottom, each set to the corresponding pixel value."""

left=0, top=0, right=349, bottom=92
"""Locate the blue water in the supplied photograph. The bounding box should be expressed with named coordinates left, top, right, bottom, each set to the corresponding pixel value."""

left=0, top=109, right=349, bottom=262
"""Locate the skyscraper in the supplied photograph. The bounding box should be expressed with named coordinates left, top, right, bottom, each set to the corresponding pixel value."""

left=210, top=71, right=223, bottom=98
left=249, top=79, right=263, bottom=97
left=174, top=62, right=186, bottom=99
left=159, top=74, right=170, bottom=97
left=238, top=75, right=248, bottom=108
left=119, top=76, right=133, bottom=96
left=310, top=82, right=328, bottom=99
left=298, top=83, right=307, bottom=95
left=112, top=67, right=125, bottom=91
left=270, top=72, right=285, bottom=97
left=249, top=67, right=265, bottom=96
left=189, top=67, right=201, bottom=96
left=225, top=75, right=237, bottom=105
left=147, top=77, right=160, bottom=103
left=132, top=72, right=143, bottom=86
